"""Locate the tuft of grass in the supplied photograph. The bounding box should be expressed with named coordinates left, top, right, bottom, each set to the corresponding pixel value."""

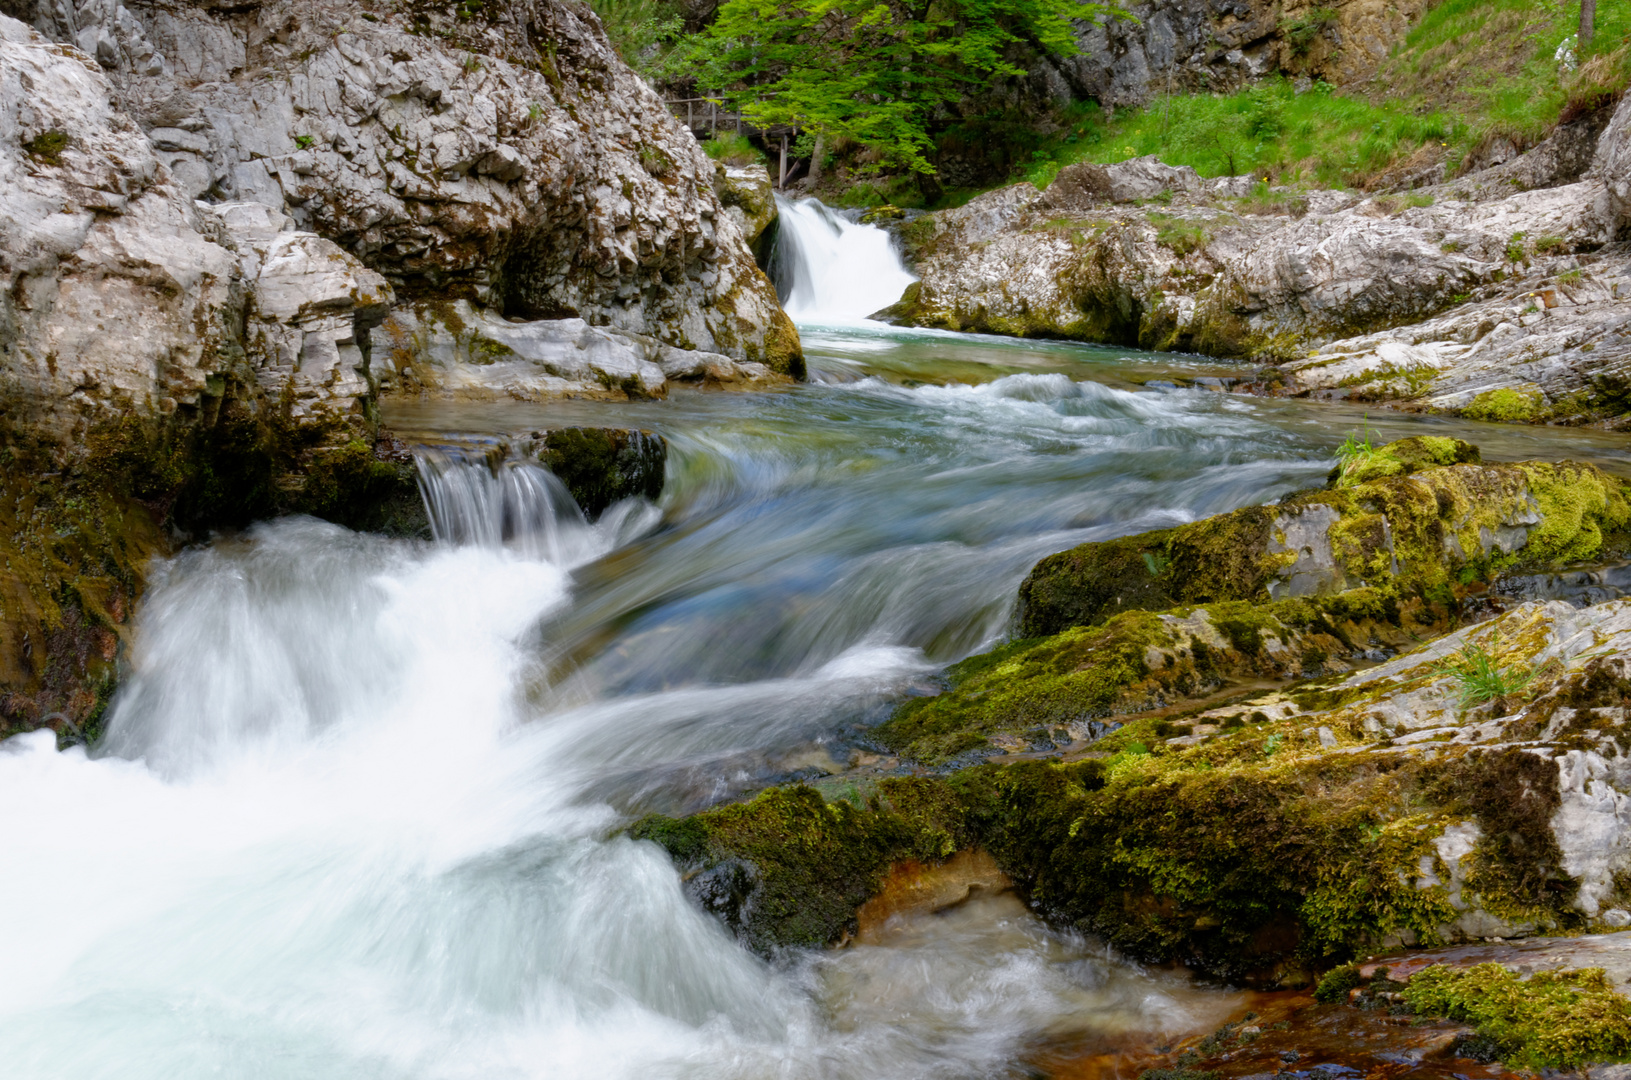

left=1435, top=634, right=1536, bottom=708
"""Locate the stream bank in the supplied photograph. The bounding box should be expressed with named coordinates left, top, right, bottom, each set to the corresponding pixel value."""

left=872, top=92, right=1631, bottom=426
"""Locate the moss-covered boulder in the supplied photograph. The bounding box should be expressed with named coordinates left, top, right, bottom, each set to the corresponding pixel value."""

left=1330, top=435, right=1481, bottom=487
left=629, top=779, right=971, bottom=954
left=532, top=428, right=667, bottom=519
left=1018, top=445, right=1631, bottom=638
left=876, top=590, right=1451, bottom=765
left=637, top=598, right=1631, bottom=985
left=0, top=414, right=428, bottom=745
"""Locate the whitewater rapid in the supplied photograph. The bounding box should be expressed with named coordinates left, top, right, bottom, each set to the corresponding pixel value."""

left=1, top=397, right=1250, bottom=1077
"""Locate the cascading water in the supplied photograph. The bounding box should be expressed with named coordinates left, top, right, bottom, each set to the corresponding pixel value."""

left=19, top=309, right=1627, bottom=1077
left=770, top=196, right=918, bottom=323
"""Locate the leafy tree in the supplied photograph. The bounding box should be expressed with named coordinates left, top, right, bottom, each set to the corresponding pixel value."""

left=662, top=0, right=1129, bottom=173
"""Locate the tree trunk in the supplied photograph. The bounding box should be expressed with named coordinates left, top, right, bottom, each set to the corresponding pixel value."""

left=916, top=170, right=943, bottom=206
left=807, top=133, right=825, bottom=187
left=1581, top=0, right=1596, bottom=49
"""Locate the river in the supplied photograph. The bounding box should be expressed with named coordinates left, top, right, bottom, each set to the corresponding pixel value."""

left=3, top=201, right=1629, bottom=1080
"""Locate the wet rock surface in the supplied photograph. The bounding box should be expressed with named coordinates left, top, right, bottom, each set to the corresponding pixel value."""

left=636, top=443, right=1631, bottom=999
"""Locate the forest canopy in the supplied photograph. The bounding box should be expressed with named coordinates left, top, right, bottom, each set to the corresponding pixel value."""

left=653, top=0, right=1128, bottom=172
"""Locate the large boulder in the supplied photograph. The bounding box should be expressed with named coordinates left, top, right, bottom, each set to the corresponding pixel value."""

left=1594, top=91, right=1631, bottom=241
left=0, top=0, right=799, bottom=375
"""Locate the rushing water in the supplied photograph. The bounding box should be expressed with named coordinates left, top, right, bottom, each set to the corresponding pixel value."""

left=8, top=204, right=1631, bottom=1080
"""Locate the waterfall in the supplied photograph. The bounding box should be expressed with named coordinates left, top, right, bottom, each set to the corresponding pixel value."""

left=770, top=196, right=917, bottom=324
left=414, top=446, right=602, bottom=565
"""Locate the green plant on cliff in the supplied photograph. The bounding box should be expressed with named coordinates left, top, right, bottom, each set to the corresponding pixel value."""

left=1401, top=963, right=1631, bottom=1069
left=587, top=0, right=684, bottom=73
left=1436, top=636, right=1537, bottom=708
left=701, top=133, right=765, bottom=166
left=659, top=0, right=1127, bottom=173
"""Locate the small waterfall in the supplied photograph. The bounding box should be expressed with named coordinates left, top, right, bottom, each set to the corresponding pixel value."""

left=771, top=196, right=918, bottom=323
left=415, top=446, right=601, bottom=565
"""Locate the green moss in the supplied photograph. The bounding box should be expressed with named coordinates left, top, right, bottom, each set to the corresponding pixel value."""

left=1515, top=461, right=1631, bottom=565
left=628, top=779, right=969, bottom=953
left=23, top=129, right=68, bottom=166
left=1402, top=963, right=1631, bottom=1068
left=875, top=611, right=1176, bottom=763
left=1463, top=387, right=1543, bottom=422
left=535, top=428, right=666, bottom=519
left=1333, top=436, right=1480, bottom=487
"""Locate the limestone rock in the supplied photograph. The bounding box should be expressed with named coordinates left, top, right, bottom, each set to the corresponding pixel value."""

left=717, top=163, right=777, bottom=260
left=2, top=0, right=797, bottom=373
left=895, top=131, right=1627, bottom=419
left=376, top=300, right=778, bottom=402
left=1593, top=91, right=1631, bottom=241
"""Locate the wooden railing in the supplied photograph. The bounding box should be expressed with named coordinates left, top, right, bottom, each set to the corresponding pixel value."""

left=664, top=96, right=744, bottom=137
left=663, top=95, right=802, bottom=189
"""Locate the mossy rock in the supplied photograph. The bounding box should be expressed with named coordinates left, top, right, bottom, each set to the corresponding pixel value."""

left=3, top=412, right=431, bottom=743
left=876, top=591, right=1447, bottom=766
left=1330, top=436, right=1480, bottom=488
left=628, top=779, right=970, bottom=954
left=1018, top=447, right=1631, bottom=638
left=534, top=427, right=666, bottom=519
left=642, top=736, right=1579, bottom=982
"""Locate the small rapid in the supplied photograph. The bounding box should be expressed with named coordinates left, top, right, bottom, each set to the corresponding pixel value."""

left=771, top=196, right=918, bottom=323
left=12, top=256, right=1631, bottom=1077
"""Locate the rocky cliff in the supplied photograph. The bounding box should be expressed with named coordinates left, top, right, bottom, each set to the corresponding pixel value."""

left=1036, top=0, right=1426, bottom=110
left=2, top=0, right=798, bottom=465
left=881, top=91, right=1631, bottom=426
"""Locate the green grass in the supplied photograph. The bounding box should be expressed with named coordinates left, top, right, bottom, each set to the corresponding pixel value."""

left=1016, top=79, right=1461, bottom=190
left=999, top=1, right=1630, bottom=197
left=701, top=133, right=764, bottom=167
left=1435, top=636, right=1536, bottom=708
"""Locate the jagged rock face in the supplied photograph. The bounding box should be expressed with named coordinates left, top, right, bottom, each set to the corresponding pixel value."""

left=1595, top=92, right=1631, bottom=242
left=0, top=14, right=402, bottom=453
left=887, top=137, right=1630, bottom=421
left=1032, top=0, right=1427, bottom=109
left=0, top=0, right=798, bottom=372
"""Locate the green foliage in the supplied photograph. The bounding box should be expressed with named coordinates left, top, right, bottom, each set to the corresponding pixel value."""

left=701, top=132, right=765, bottom=165
left=1334, top=417, right=1380, bottom=470
left=587, top=0, right=684, bottom=74
left=1314, top=962, right=1362, bottom=1001
left=293, top=134, right=316, bottom=150
left=1019, top=77, right=1458, bottom=190
left=662, top=0, right=1125, bottom=172
left=1279, top=6, right=1338, bottom=54
left=1401, top=963, right=1631, bottom=1068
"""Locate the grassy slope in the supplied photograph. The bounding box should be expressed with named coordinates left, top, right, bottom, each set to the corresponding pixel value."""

left=1015, top=0, right=1629, bottom=192
left=826, top=0, right=1631, bottom=208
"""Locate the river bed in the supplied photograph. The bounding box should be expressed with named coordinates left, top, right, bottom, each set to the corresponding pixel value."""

left=5, top=312, right=1629, bottom=1078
